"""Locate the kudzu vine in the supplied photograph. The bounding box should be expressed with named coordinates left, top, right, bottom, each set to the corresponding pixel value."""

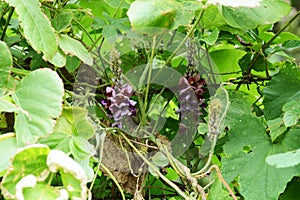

left=0, top=0, right=300, bottom=200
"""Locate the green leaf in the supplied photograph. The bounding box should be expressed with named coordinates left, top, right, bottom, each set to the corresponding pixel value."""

left=39, top=107, right=96, bottom=178
left=207, top=176, right=231, bottom=200
left=200, top=5, right=226, bottom=29
left=266, top=145, right=300, bottom=168
left=0, top=41, right=12, bottom=88
left=210, top=48, right=246, bottom=81
left=208, top=0, right=261, bottom=7
left=0, top=97, right=26, bottom=113
left=12, top=68, right=64, bottom=146
left=267, top=118, right=287, bottom=142
left=0, top=144, right=50, bottom=199
left=22, top=183, right=61, bottom=200
left=59, top=34, right=93, bottom=65
left=4, top=0, right=58, bottom=60
left=263, top=67, right=300, bottom=120
left=49, top=49, right=66, bottom=67
left=104, top=0, right=129, bottom=9
left=239, top=52, right=272, bottom=72
left=65, top=56, right=81, bottom=73
left=151, top=151, right=169, bottom=167
left=221, top=96, right=300, bottom=200
left=55, top=107, right=95, bottom=139
left=47, top=150, right=88, bottom=199
left=127, top=0, right=199, bottom=31
left=200, top=29, right=220, bottom=45
left=282, top=100, right=300, bottom=127
left=0, top=136, right=17, bottom=177
left=221, top=0, right=291, bottom=30
left=281, top=40, right=300, bottom=50
left=51, top=12, right=73, bottom=32
left=69, top=136, right=96, bottom=161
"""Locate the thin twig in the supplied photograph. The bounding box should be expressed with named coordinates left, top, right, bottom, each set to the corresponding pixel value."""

left=119, top=132, right=189, bottom=199
left=208, top=165, right=237, bottom=200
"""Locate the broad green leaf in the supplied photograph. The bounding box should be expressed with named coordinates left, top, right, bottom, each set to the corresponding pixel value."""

left=127, top=0, right=176, bottom=30
left=65, top=56, right=81, bottom=73
left=259, top=31, right=300, bottom=45
left=47, top=150, right=88, bottom=199
left=282, top=100, right=300, bottom=127
left=69, top=136, right=96, bottom=161
left=13, top=68, right=64, bottom=146
left=127, top=0, right=200, bottom=31
left=151, top=151, right=169, bottom=167
left=39, top=107, right=96, bottom=179
left=221, top=94, right=300, bottom=200
left=49, top=49, right=66, bottom=67
left=210, top=48, right=246, bottom=81
left=0, top=136, right=17, bottom=177
left=59, top=34, right=93, bottom=65
left=200, top=5, right=226, bottom=29
left=22, top=183, right=61, bottom=200
left=281, top=40, right=300, bottom=50
left=51, top=12, right=73, bottom=32
left=38, top=132, right=70, bottom=153
left=0, top=98, right=25, bottom=113
left=267, top=118, right=287, bottom=142
left=4, top=0, right=57, bottom=60
left=104, top=0, right=129, bottom=9
left=0, top=144, right=50, bottom=199
left=207, top=176, right=231, bottom=200
left=55, top=107, right=95, bottom=139
left=239, top=52, right=272, bottom=72
left=263, top=67, right=300, bottom=120
left=0, top=41, right=12, bottom=88
left=221, top=0, right=291, bottom=30
left=207, top=0, right=262, bottom=8
left=200, top=29, right=220, bottom=45
left=266, top=146, right=300, bottom=168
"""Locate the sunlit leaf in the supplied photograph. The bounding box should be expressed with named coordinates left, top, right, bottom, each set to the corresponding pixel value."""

left=221, top=0, right=291, bottom=30
left=0, top=144, right=50, bottom=199
left=12, top=68, right=64, bottom=146
left=0, top=137, right=17, bottom=177
left=207, top=0, right=262, bottom=8
left=127, top=0, right=200, bottom=31
left=47, top=150, right=88, bottom=199
left=4, top=0, right=58, bottom=60
left=266, top=147, right=300, bottom=168
left=0, top=41, right=12, bottom=88
left=263, top=67, right=300, bottom=120
left=221, top=91, right=300, bottom=200
left=59, top=34, right=93, bottom=65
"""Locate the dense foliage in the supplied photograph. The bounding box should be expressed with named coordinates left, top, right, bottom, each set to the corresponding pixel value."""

left=0, top=0, right=300, bottom=199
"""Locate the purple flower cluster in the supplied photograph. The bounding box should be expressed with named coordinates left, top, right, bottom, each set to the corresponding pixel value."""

left=185, top=73, right=207, bottom=107
left=178, top=77, right=201, bottom=121
left=101, top=83, right=137, bottom=128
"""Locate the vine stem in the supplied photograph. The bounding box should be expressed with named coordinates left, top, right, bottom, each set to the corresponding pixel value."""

left=245, top=9, right=300, bottom=75
left=119, top=132, right=189, bottom=199
left=112, top=0, right=125, bottom=18
left=208, top=165, right=237, bottom=200
left=143, top=35, right=157, bottom=117
left=192, top=134, right=218, bottom=176
left=165, top=8, right=205, bottom=66
left=1, top=7, right=14, bottom=41
left=99, top=163, right=126, bottom=200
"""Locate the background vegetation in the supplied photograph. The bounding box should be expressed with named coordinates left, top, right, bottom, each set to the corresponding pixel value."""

left=0, top=0, right=300, bottom=199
